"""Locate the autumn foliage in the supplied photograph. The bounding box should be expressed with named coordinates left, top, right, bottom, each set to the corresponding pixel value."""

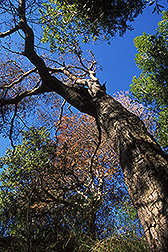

left=0, top=92, right=154, bottom=251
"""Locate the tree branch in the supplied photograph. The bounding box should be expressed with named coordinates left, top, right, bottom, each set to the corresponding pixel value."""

left=15, top=1, right=97, bottom=116
left=1, top=86, right=45, bottom=106
left=0, top=0, right=104, bottom=119
left=0, top=25, right=20, bottom=38
left=48, top=67, right=88, bottom=87
left=0, top=67, right=37, bottom=90
left=9, top=104, right=17, bottom=151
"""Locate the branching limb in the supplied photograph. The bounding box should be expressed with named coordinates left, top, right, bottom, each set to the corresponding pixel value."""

left=48, top=66, right=88, bottom=87
left=89, top=70, right=99, bottom=82
left=1, top=45, right=23, bottom=55
left=0, top=67, right=37, bottom=90
left=17, top=0, right=51, bottom=84
left=16, top=1, right=97, bottom=116
left=1, top=85, right=45, bottom=106
left=0, top=0, right=99, bottom=121
left=9, top=104, right=18, bottom=151
left=0, top=24, right=20, bottom=38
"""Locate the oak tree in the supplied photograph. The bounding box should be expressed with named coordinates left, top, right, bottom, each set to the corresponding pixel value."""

left=0, top=1, right=168, bottom=251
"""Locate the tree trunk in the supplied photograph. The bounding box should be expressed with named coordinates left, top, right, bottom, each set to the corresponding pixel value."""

left=86, top=211, right=97, bottom=240
left=95, top=94, right=168, bottom=251
left=2, top=7, right=168, bottom=249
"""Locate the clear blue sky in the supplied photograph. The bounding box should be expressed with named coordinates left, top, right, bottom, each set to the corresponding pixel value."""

left=0, top=2, right=167, bottom=157
left=87, top=5, right=166, bottom=95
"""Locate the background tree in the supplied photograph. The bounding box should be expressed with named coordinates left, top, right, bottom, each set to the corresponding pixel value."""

left=130, top=11, right=168, bottom=151
left=0, top=92, right=156, bottom=251
left=0, top=122, right=128, bottom=251
left=0, top=122, right=123, bottom=251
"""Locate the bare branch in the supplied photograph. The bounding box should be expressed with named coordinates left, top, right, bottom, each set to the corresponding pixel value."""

left=0, top=67, right=37, bottom=90
left=1, top=45, right=23, bottom=55
left=9, top=104, right=17, bottom=151
left=1, top=86, right=45, bottom=106
left=48, top=67, right=88, bottom=87
left=89, top=70, right=99, bottom=82
left=0, top=24, right=20, bottom=38
left=88, top=50, right=97, bottom=71
left=76, top=52, right=88, bottom=70
left=55, top=99, right=66, bottom=144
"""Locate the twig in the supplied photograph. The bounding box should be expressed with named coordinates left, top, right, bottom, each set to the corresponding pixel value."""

left=9, top=104, right=17, bottom=152
left=0, top=67, right=37, bottom=90
left=89, top=118, right=102, bottom=181
left=1, top=45, right=22, bottom=55
left=67, top=104, right=72, bottom=113
left=87, top=50, right=97, bottom=71
left=55, top=99, right=66, bottom=144
left=0, top=24, right=20, bottom=38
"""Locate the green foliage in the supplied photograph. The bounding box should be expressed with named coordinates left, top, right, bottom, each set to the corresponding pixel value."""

left=40, top=0, right=146, bottom=53
left=0, top=122, right=146, bottom=251
left=0, top=127, right=78, bottom=251
left=0, top=127, right=55, bottom=237
left=0, top=235, right=149, bottom=252
left=130, top=11, right=168, bottom=151
left=114, top=199, right=142, bottom=236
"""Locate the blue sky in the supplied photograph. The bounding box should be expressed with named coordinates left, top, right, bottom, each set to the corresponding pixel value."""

left=87, top=5, right=166, bottom=94
left=0, top=2, right=167, bottom=157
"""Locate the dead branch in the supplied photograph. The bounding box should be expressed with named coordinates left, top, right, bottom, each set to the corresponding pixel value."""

left=9, top=104, right=17, bottom=151
left=0, top=67, right=37, bottom=90
left=0, top=24, right=20, bottom=38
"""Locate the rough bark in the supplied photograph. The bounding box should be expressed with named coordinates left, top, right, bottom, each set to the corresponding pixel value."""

left=94, top=94, right=168, bottom=251
left=86, top=212, right=97, bottom=240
